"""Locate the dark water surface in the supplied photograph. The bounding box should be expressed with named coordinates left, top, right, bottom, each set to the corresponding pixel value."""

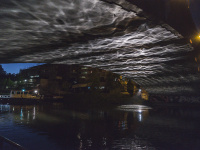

left=0, top=103, right=200, bottom=150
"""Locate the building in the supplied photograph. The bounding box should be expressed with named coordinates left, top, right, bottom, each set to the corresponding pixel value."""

left=15, top=64, right=147, bottom=98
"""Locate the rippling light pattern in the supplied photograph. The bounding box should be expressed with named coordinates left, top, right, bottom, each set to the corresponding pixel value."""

left=0, top=0, right=138, bottom=52
left=0, top=0, right=198, bottom=95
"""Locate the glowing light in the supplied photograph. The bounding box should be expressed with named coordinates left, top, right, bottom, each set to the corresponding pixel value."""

left=196, top=34, right=200, bottom=41
left=22, top=89, right=25, bottom=92
left=117, top=105, right=152, bottom=112
left=190, top=39, right=192, bottom=44
left=34, top=90, right=38, bottom=93
left=195, top=57, right=197, bottom=62
left=137, top=89, right=142, bottom=96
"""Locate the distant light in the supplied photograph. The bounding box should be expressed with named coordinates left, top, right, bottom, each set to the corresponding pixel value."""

left=34, top=90, right=38, bottom=93
left=139, top=89, right=141, bottom=92
left=190, top=39, right=192, bottom=44
left=22, top=89, right=25, bottom=92
left=195, top=57, right=197, bottom=62
left=24, top=80, right=27, bottom=82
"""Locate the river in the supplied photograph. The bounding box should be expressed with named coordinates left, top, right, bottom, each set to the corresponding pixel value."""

left=0, top=103, right=200, bottom=150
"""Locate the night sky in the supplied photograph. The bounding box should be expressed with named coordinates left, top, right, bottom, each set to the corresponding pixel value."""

left=190, top=1, right=200, bottom=32
left=1, top=63, right=44, bottom=74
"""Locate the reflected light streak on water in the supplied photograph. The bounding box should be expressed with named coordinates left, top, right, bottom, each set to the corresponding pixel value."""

left=117, top=104, right=152, bottom=112
left=33, top=106, right=35, bottom=120
left=0, top=104, right=10, bottom=113
left=27, top=111, right=30, bottom=122
left=20, top=108, right=23, bottom=120
left=117, top=104, right=151, bottom=123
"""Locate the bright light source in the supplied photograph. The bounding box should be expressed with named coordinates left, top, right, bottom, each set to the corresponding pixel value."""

left=22, top=89, right=25, bottom=92
left=34, top=90, right=38, bottom=93
left=139, top=89, right=141, bottom=92
left=24, top=80, right=27, bottom=82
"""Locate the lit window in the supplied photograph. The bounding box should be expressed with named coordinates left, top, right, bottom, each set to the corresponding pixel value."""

left=99, top=86, right=105, bottom=89
left=82, top=72, right=87, bottom=74
left=81, top=67, right=88, bottom=69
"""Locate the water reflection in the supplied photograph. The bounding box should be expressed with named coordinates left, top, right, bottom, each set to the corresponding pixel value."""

left=118, top=104, right=152, bottom=112
left=0, top=104, right=155, bottom=149
left=0, top=104, right=200, bottom=149
left=116, top=105, right=151, bottom=133
left=0, top=104, right=10, bottom=113
left=33, top=106, right=35, bottom=120
left=20, top=108, right=23, bottom=120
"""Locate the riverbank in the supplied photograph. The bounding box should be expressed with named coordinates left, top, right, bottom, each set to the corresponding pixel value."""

left=0, top=93, right=148, bottom=109
left=1, top=94, right=200, bottom=110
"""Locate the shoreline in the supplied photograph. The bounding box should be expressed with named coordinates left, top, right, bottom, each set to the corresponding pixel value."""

left=1, top=93, right=200, bottom=109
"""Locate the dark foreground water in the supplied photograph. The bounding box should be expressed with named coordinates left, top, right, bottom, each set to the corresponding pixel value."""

left=0, top=103, right=200, bottom=150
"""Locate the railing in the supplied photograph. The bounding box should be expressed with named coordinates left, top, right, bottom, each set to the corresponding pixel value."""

left=0, top=95, right=11, bottom=98
left=0, top=136, right=25, bottom=150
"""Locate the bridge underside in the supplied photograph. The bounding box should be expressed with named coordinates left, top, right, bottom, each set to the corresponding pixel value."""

left=1, top=0, right=199, bottom=95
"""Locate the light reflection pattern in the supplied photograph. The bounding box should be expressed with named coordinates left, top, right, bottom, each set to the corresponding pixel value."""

left=0, top=0, right=139, bottom=52
left=117, top=104, right=152, bottom=112
left=0, top=104, right=10, bottom=113
left=117, top=105, right=150, bottom=127
left=20, top=108, right=23, bottom=120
